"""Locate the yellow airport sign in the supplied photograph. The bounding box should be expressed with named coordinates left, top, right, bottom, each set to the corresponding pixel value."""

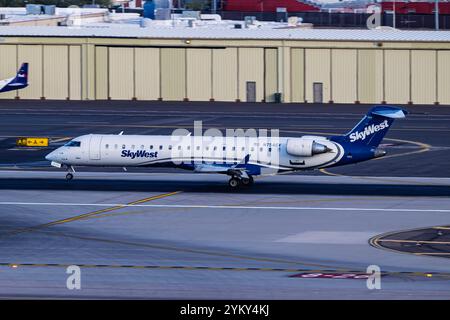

left=16, top=137, right=49, bottom=147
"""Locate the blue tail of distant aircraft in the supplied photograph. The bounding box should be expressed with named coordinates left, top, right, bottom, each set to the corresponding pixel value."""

left=0, top=63, right=29, bottom=93
left=334, top=106, right=407, bottom=149
left=12, top=63, right=28, bottom=86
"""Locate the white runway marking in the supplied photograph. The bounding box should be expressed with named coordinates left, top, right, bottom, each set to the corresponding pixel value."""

left=0, top=201, right=450, bottom=213
left=276, top=231, right=378, bottom=244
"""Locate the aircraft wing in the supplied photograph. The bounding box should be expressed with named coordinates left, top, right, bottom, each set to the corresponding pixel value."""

left=193, top=164, right=230, bottom=173
left=193, top=155, right=251, bottom=178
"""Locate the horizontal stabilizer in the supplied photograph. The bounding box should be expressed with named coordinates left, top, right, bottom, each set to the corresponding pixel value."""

left=370, top=106, right=407, bottom=119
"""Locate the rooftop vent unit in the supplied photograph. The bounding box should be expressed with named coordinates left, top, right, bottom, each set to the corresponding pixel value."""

left=244, top=16, right=260, bottom=28
left=26, top=4, right=43, bottom=15
left=25, top=4, right=56, bottom=15
left=276, top=7, right=288, bottom=22
left=43, top=5, right=56, bottom=15
left=288, top=16, right=299, bottom=26
left=188, top=19, right=196, bottom=28
left=182, top=10, right=201, bottom=20
left=155, top=8, right=171, bottom=20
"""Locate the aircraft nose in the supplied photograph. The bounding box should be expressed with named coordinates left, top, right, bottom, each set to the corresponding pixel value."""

left=45, top=151, right=56, bottom=161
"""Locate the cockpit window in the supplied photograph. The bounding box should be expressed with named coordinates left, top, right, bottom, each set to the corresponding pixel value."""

left=65, top=141, right=81, bottom=147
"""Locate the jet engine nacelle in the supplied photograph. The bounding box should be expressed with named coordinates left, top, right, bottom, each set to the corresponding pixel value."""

left=286, top=138, right=330, bottom=157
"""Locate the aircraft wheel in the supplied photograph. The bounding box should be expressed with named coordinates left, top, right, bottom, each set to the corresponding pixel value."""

left=66, top=173, right=74, bottom=181
left=228, top=177, right=241, bottom=189
left=241, top=176, right=254, bottom=186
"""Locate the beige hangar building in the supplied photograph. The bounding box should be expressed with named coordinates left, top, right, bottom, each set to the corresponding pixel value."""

left=0, top=26, right=449, bottom=105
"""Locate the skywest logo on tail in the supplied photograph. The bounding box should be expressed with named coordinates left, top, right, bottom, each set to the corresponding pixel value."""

left=349, top=120, right=389, bottom=143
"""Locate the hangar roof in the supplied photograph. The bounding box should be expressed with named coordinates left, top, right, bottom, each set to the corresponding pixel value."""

left=0, top=25, right=450, bottom=42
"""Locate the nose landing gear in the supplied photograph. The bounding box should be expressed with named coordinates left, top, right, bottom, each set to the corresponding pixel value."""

left=65, top=165, right=75, bottom=181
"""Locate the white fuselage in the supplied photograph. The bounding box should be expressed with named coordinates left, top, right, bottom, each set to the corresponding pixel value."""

left=46, top=134, right=345, bottom=176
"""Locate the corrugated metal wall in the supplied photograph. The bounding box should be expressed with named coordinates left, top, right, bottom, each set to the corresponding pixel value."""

left=161, top=48, right=186, bottom=101
left=438, top=51, right=450, bottom=105
left=357, top=49, right=383, bottom=104
left=69, top=46, right=82, bottom=100
left=411, top=50, right=436, bottom=105
left=43, top=45, right=69, bottom=100
left=305, top=49, right=331, bottom=103
left=187, top=49, right=212, bottom=101
left=384, top=50, right=410, bottom=104
left=0, top=41, right=449, bottom=105
left=17, top=45, right=43, bottom=99
left=331, top=49, right=357, bottom=103
left=95, top=47, right=108, bottom=100
left=291, top=48, right=304, bottom=103
left=238, top=48, right=264, bottom=102
left=264, top=48, right=278, bottom=103
left=135, top=48, right=160, bottom=101
left=212, top=48, right=238, bottom=102
left=109, top=47, right=134, bottom=100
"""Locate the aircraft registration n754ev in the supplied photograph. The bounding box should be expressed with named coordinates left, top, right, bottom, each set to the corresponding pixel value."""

left=45, top=106, right=407, bottom=189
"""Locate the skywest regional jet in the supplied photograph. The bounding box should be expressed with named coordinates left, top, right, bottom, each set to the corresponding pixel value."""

left=0, top=63, right=29, bottom=94
left=45, top=106, right=406, bottom=189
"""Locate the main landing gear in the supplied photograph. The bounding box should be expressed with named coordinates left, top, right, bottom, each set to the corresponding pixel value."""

left=228, top=175, right=254, bottom=189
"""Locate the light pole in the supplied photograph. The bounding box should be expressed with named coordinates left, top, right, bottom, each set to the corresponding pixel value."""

left=435, top=0, right=439, bottom=30
left=393, top=0, right=396, bottom=28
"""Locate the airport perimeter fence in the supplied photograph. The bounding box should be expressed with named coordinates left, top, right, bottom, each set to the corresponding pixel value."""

left=218, top=11, right=450, bottom=30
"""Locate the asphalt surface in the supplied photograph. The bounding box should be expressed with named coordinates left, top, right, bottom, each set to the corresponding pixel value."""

left=0, top=100, right=449, bottom=299
left=371, top=226, right=450, bottom=258
left=0, top=172, right=449, bottom=299
left=0, top=100, right=448, bottom=177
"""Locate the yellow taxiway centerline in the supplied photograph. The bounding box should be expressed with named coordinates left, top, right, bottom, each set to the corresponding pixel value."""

left=3, top=191, right=182, bottom=237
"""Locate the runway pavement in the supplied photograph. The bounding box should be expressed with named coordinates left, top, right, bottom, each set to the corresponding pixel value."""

left=0, top=171, right=449, bottom=299
left=0, top=101, right=448, bottom=299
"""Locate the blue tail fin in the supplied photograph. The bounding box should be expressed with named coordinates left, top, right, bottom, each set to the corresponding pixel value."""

left=339, top=106, right=407, bottom=148
left=11, top=63, right=28, bottom=86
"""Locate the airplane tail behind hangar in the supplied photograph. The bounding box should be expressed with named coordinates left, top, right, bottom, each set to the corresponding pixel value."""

left=12, top=63, right=28, bottom=86
left=333, top=106, right=407, bottom=149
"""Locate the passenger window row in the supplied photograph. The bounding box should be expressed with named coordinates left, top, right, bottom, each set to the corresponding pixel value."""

left=104, top=144, right=275, bottom=153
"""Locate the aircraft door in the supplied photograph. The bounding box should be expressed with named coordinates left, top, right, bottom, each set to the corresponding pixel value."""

left=89, top=135, right=102, bottom=160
